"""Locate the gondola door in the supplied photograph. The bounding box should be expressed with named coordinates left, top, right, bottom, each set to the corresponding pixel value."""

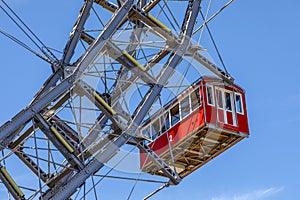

left=216, top=88, right=225, bottom=125
left=224, top=90, right=236, bottom=126
left=216, top=88, right=236, bottom=126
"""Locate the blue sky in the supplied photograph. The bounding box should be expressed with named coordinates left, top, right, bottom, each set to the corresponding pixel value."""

left=0, top=0, right=300, bottom=199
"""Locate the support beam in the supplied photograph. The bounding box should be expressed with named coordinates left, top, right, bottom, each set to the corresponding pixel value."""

left=0, top=0, right=134, bottom=148
left=61, top=2, right=202, bottom=192
left=185, top=51, right=234, bottom=82
left=15, top=150, right=49, bottom=183
left=59, top=116, right=117, bottom=183
left=106, top=41, right=156, bottom=83
left=93, top=91, right=116, bottom=115
left=137, top=140, right=181, bottom=185
left=94, top=0, right=233, bottom=82
left=142, top=0, right=160, bottom=12
left=0, top=166, right=25, bottom=200
left=45, top=115, right=110, bottom=188
left=81, top=33, right=156, bottom=84
left=31, top=1, right=93, bottom=103
left=8, top=93, right=71, bottom=151
left=75, top=80, right=127, bottom=130
left=50, top=126, right=75, bottom=153
left=122, top=50, right=146, bottom=71
left=95, top=0, right=176, bottom=43
left=35, top=114, right=84, bottom=170
left=44, top=1, right=204, bottom=191
left=61, top=0, right=93, bottom=67
left=43, top=133, right=128, bottom=199
left=80, top=31, right=171, bottom=106
left=51, top=116, right=81, bottom=145
left=147, top=14, right=171, bottom=33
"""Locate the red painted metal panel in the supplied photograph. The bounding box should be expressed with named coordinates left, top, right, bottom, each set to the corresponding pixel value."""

left=236, top=93, right=249, bottom=133
left=140, top=77, right=250, bottom=171
left=217, top=109, right=225, bottom=124
left=202, top=77, right=249, bottom=134
left=226, top=111, right=234, bottom=125
left=202, top=83, right=217, bottom=125
left=140, top=107, right=205, bottom=168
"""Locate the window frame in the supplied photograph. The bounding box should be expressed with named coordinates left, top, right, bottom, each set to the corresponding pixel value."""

left=141, top=84, right=209, bottom=139
left=235, top=93, right=244, bottom=114
left=216, top=88, right=224, bottom=109
left=170, top=103, right=180, bottom=126
left=141, top=125, right=152, bottom=140
left=161, top=110, right=170, bottom=133
left=206, top=85, right=215, bottom=106
left=179, top=95, right=190, bottom=119
left=190, top=87, right=201, bottom=111
left=225, top=91, right=233, bottom=112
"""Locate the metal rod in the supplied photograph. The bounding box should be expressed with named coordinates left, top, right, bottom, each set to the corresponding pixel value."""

left=143, top=183, right=169, bottom=200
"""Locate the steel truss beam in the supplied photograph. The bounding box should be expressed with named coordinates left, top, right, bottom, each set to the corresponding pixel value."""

left=61, top=0, right=94, bottom=67
left=0, top=1, right=133, bottom=193
left=75, top=80, right=127, bottom=130
left=14, top=150, right=49, bottom=183
left=95, top=0, right=177, bottom=43
left=81, top=32, right=156, bottom=84
left=44, top=116, right=110, bottom=189
left=137, top=139, right=181, bottom=185
left=31, top=0, right=93, bottom=104
left=75, top=81, right=180, bottom=186
left=0, top=166, right=25, bottom=200
left=8, top=92, right=71, bottom=151
left=44, top=133, right=127, bottom=199
left=35, top=113, right=85, bottom=170
left=0, top=0, right=233, bottom=199
left=80, top=31, right=171, bottom=106
left=0, top=0, right=134, bottom=148
left=39, top=89, right=113, bottom=188
left=78, top=33, right=182, bottom=185
left=95, top=0, right=233, bottom=82
left=2, top=93, right=78, bottom=187
left=106, top=41, right=156, bottom=83
left=44, top=1, right=201, bottom=198
left=50, top=116, right=81, bottom=147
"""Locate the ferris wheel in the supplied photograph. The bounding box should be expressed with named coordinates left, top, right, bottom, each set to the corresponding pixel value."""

left=0, top=0, right=249, bottom=199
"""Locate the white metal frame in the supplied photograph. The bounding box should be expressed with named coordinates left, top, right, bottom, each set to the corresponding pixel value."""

left=141, top=85, right=202, bottom=140
left=215, top=87, right=237, bottom=126
left=234, top=93, right=244, bottom=115
left=206, top=85, right=215, bottom=106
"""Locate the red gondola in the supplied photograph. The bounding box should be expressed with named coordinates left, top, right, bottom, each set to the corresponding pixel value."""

left=140, top=77, right=249, bottom=178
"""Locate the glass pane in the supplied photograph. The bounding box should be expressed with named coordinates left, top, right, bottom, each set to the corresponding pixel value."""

left=206, top=85, right=214, bottom=105
left=170, top=103, right=180, bottom=126
left=161, top=112, right=170, bottom=133
left=180, top=96, right=190, bottom=118
left=225, top=92, right=232, bottom=111
left=142, top=126, right=151, bottom=139
left=151, top=119, right=160, bottom=138
left=191, top=88, right=201, bottom=110
left=216, top=89, right=223, bottom=109
left=235, top=94, right=243, bottom=113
